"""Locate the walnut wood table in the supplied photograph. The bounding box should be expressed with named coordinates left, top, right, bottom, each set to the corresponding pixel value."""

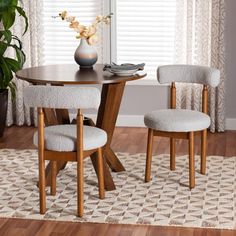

left=16, top=64, right=146, bottom=191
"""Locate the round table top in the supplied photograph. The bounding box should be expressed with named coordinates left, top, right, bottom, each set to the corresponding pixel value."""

left=16, top=64, right=146, bottom=85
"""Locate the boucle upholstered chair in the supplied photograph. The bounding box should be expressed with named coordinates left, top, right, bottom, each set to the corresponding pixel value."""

left=144, top=65, right=220, bottom=189
left=24, top=86, right=107, bottom=217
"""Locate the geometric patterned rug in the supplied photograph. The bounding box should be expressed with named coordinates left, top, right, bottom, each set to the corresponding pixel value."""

left=0, top=149, right=235, bottom=229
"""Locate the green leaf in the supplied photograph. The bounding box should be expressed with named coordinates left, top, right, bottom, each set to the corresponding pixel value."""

left=12, top=0, right=18, bottom=5
left=0, top=43, right=7, bottom=55
left=2, top=8, right=16, bottom=30
left=12, top=34, right=22, bottom=49
left=0, top=0, right=14, bottom=13
left=0, top=0, right=26, bottom=94
left=0, top=39, right=25, bottom=69
left=0, top=41, right=8, bottom=55
left=0, top=57, right=13, bottom=86
left=0, top=30, right=12, bottom=44
left=4, top=57, right=21, bottom=72
left=15, top=6, right=28, bottom=35
left=10, top=44, right=26, bottom=68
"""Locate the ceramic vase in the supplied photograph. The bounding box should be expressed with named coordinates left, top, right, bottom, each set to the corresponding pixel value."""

left=74, top=38, right=98, bottom=68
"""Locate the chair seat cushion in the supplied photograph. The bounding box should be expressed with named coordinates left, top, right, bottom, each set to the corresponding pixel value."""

left=144, top=109, right=210, bottom=132
left=33, top=125, right=107, bottom=152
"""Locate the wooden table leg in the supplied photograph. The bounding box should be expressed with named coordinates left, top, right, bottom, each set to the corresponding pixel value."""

left=55, top=109, right=70, bottom=124
left=43, top=160, right=67, bottom=188
left=85, top=116, right=117, bottom=190
left=89, top=82, right=127, bottom=191
left=104, top=148, right=125, bottom=172
left=85, top=111, right=126, bottom=172
left=90, top=152, right=116, bottom=191
left=43, top=108, right=58, bottom=126
left=96, top=82, right=126, bottom=172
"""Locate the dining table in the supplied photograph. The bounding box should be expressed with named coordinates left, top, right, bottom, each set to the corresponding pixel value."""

left=16, top=64, right=146, bottom=191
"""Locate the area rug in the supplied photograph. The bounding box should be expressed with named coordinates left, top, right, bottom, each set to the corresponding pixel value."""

left=0, top=149, right=235, bottom=229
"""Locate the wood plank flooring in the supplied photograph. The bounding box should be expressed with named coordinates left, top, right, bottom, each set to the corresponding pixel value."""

left=0, top=126, right=236, bottom=236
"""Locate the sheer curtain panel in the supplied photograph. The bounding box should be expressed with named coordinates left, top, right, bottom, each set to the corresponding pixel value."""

left=6, top=1, right=43, bottom=126
left=174, top=0, right=226, bottom=132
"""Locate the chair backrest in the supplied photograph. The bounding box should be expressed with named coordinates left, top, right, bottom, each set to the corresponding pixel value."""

left=157, top=65, right=220, bottom=87
left=24, top=86, right=101, bottom=109
left=157, top=65, right=221, bottom=113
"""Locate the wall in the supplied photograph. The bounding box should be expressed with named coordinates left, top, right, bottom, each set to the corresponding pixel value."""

left=225, top=0, right=236, bottom=120
left=116, top=0, right=236, bottom=129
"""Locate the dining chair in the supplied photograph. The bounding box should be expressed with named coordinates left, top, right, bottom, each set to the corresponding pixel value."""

left=144, top=65, right=220, bottom=189
left=24, top=85, right=107, bottom=217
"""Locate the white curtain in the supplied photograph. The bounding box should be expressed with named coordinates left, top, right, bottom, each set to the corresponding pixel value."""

left=174, top=0, right=226, bottom=132
left=6, top=1, right=43, bottom=126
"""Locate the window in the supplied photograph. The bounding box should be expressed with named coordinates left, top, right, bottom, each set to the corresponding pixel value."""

left=42, top=0, right=177, bottom=81
left=113, top=0, right=177, bottom=81
left=42, top=0, right=104, bottom=65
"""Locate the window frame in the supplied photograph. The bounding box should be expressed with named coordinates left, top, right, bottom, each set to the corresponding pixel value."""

left=41, top=0, right=175, bottom=86
left=109, top=0, right=177, bottom=85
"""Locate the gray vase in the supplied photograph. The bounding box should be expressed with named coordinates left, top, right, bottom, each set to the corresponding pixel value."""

left=74, top=38, right=98, bottom=68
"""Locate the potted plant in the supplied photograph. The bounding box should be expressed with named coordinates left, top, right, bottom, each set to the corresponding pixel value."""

left=0, top=0, right=28, bottom=137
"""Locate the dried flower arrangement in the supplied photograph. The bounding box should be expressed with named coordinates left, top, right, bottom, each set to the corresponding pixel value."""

left=59, top=11, right=112, bottom=45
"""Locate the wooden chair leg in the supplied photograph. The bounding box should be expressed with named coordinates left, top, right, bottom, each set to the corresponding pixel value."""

left=77, top=155, right=84, bottom=217
left=50, top=161, right=57, bottom=196
left=38, top=108, right=46, bottom=214
left=97, top=147, right=105, bottom=199
left=189, top=131, right=195, bottom=189
left=201, top=129, right=207, bottom=175
left=39, top=151, right=46, bottom=214
left=170, top=138, right=176, bottom=170
left=145, top=129, right=154, bottom=182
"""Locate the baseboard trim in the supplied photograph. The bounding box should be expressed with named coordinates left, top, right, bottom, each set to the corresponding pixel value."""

left=226, top=118, right=236, bottom=130
left=84, top=114, right=145, bottom=127
left=84, top=114, right=236, bottom=130
left=116, top=115, right=145, bottom=127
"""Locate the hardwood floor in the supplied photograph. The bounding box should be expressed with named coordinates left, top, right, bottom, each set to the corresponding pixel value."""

left=0, top=126, right=236, bottom=236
